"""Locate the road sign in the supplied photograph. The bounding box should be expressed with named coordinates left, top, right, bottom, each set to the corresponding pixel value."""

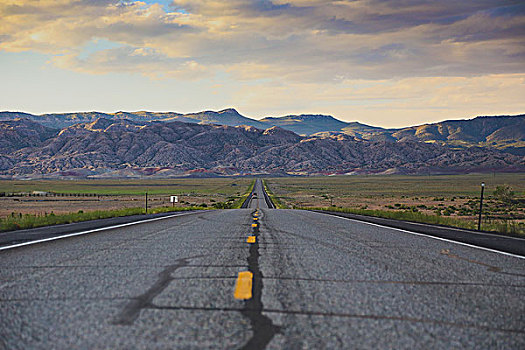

left=170, top=196, right=178, bottom=203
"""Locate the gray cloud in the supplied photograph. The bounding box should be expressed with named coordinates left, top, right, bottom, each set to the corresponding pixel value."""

left=0, top=0, right=523, bottom=81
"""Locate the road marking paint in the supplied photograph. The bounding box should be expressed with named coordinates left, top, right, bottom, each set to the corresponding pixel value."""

left=0, top=211, right=200, bottom=252
left=234, top=271, right=253, bottom=299
left=252, top=223, right=258, bottom=228
left=328, top=214, right=525, bottom=260
left=370, top=216, right=525, bottom=241
left=247, top=236, right=256, bottom=243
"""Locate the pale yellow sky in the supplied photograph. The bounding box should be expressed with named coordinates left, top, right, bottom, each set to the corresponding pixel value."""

left=0, top=0, right=524, bottom=127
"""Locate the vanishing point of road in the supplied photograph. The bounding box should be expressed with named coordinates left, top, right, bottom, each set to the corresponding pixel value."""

left=1, top=179, right=524, bottom=348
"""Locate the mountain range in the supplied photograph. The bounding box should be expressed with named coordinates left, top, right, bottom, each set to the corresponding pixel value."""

left=0, top=111, right=523, bottom=178
left=1, top=109, right=523, bottom=153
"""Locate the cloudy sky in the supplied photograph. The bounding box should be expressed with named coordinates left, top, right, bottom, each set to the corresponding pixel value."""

left=0, top=0, right=524, bottom=127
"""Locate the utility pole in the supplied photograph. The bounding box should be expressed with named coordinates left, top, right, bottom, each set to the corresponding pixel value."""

left=478, top=182, right=485, bottom=231
left=145, top=192, right=148, bottom=214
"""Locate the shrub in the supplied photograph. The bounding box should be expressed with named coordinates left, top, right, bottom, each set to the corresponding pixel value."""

left=0, top=206, right=208, bottom=232
left=494, top=185, right=515, bottom=204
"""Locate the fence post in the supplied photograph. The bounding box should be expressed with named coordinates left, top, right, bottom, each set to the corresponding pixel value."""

left=478, top=183, right=485, bottom=231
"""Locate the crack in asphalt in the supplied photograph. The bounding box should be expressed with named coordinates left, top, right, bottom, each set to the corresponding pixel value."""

left=8, top=264, right=170, bottom=268
left=239, top=211, right=281, bottom=350
left=260, top=276, right=525, bottom=287
left=111, top=255, right=204, bottom=326
left=266, top=224, right=358, bottom=254
left=440, top=249, right=525, bottom=277
left=1, top=297, right=130, bottom=302
left=187, top=264, right=246, bottom=268
left=170, top=276, right=237, bottom=280
left=146, top=304, right=525, bottom=335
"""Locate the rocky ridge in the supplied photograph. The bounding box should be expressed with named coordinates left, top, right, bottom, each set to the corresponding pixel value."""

left=1, top=109, right=522, bottom=154
left=0, top=118, right=522, bottom=178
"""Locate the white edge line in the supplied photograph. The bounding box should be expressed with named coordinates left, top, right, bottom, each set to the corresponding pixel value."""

left=312, top=210, right=525, bottom=241
left=0, top=211, right=201, bottom=252
left=374, top=217, right=525, bottom=241
left=328, top=214, right=525, bottom=260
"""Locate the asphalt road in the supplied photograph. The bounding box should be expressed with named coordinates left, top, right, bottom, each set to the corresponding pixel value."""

left=1, top=209, right=524, bottom=348
left=244, top=179, right=272, bottom=209
left=0, top=211, right=197, bottom=248
left=315, top=210, right=525, bottom=256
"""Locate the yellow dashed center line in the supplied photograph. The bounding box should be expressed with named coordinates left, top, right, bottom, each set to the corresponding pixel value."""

left=234, top=271, right=253, bottom=300
left=234, top=213, right=260, bottom=300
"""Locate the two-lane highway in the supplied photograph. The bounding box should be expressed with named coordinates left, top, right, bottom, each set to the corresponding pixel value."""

left=0, top=185, right=524, bottom=348
left=244, top=179, right=272, bottom=209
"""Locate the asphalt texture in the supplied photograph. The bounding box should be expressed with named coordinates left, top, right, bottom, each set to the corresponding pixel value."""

left=1, top=198, right=524, bottom=348
left=314, top=210, right=525, bottom=257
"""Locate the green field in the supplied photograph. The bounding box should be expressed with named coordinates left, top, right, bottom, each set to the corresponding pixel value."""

left=0, top=178, right=253, bottom=196
left=266, top=173, right=525, bottom=235
left=266, top=174, right=525, bottom=199
left=0, top=178, right=255, bottom=232
left=0, top=206, right=207, bottom=232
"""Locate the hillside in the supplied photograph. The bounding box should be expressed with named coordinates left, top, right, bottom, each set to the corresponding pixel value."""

left=260, top=114, right=350, bottom=135
left=1, top=110, right=522, bottom=154
left=390, top=115, right=525, bottom=153
left=0, top=119, right=59, bottom=152
left=0, top=118, right=522, bottom=178
left=176, top=108, right=267, bottom=128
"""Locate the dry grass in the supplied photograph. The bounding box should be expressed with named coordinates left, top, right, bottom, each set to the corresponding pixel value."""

left=266, top=173, right=525, bottom=235
left=0, top=178, right=253, bottom=216
left=0, top=206, right=205, bottom=232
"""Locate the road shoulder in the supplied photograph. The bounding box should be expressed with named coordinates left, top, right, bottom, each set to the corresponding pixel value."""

left=0, top=210, right=200, bottom=248
left=310, top=209, right=525, bottom=257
